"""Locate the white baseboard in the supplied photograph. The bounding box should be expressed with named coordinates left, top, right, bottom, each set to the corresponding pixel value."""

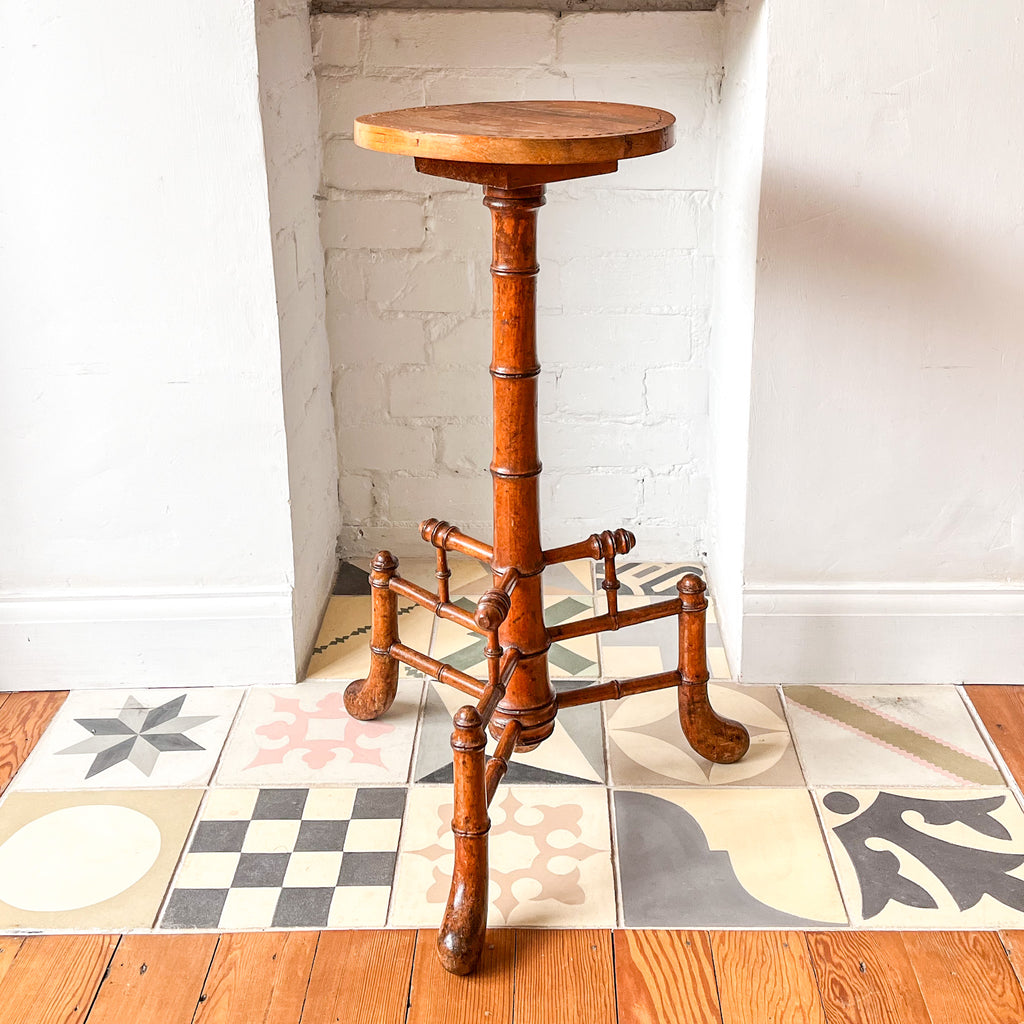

left=740, top=584, right=1024, bottom=684
left=0, top=589, right=298, bottom=690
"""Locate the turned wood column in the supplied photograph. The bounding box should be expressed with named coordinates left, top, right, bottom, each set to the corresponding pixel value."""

left=483, top=184, right=554, bottom=750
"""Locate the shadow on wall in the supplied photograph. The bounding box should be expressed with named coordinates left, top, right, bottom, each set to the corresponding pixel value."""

left=744, top=165, right=1024, bottom=585
left=757, top=164, right=1024, bottom=358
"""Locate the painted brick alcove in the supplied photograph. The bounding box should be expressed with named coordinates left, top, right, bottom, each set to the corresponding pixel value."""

left=314, top=7, right=727, bottom=563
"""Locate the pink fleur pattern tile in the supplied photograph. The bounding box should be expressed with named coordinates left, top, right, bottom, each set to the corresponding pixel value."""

left=215, top=680, right=422, bottom=786
left=390, top=786, right=614, bottom=927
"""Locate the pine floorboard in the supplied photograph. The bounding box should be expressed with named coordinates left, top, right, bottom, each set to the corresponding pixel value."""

left=302, top=929, right=416, bottom=1024
left=193, top=931, right=320, bottom=1024
left=806, top=931, right=931, bottom=1023
left=613, top=930, right=722, bottom=1024
left=999, top=930, right=1024, bottom=991
left=84, top=933, right=219, bottom=1024
left=966, top=685, right=1024, bottom=784
left=0, top=690, right=67, bottom=793
left=0, top=936, right=25, bottom=988
left=514, top=929, right=616, bottom=1024
left=712, top=931, right=827, bottom=1024
left=902, top=931, right=1024, bottom=1024
left=406, top=928, right=514, bottom=1024
left=0, top=933, right=119, bottom=1024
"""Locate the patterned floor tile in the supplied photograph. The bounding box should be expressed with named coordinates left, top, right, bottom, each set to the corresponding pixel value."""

left=429, top=596, right=600, bottom=679
left=0, top=788, right=202, bottom=930
left=305, top=596, right=434, bottom=681
left=216, top=680, right=422, bottom=787
left=343, top=556, right=488, bottom=596
left=162, top=787, right=404, bottom=929
left=391, top=785, right=614, bottom=927
left=606, top=683, right=804, bottom=787
left=614, top=788, right=846, bottom=927
left=598, top=596, right=729, bottom=681
left=597, top=561, right=705, bottom=596
left=784, top=685, right=1005, bottom=788
left=414, top=680, right=605, bottom=785
left=9, top=688, right=242, bottom=791
left=817, top=787, right=1024, bottom=928
left=346, top=555, right=594, bottom=597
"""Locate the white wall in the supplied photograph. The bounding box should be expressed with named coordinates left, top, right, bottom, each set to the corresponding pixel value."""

left=315, top=10, right=722, bottom=560
left=706, top=0, right=767, bottom=671
left=0, top=1, right=333, bottom=687
left=256, top=0, right=342, bottom=672
left=739, top=0, right=1024, bottom=682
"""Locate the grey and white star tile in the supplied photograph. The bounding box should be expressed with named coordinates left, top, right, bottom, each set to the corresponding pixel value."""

left=9, top=688, right=243, bottom=791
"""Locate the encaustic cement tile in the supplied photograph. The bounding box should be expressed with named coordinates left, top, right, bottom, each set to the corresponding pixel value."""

left=614, top=788, right=846, bottom=928
left=817, top=787, right=1024, bottom=928
left=597, top=561, right=706, bottom=597
left=305, top=596, right=434, bottom=682
left=161, top=786, right=404, bottom=930
left=414, top=680, right=605, bottom=786
left=605, top=683, right=804, bottom=787
left=8, top=688, right=242, bottom=791
left=784, top=685, right=1005, bottom=789
left=0, top=788, right=202, bottom=931
left=429, top=596, right=599, bottom=679
left=346, top=556, right=595, bottom=598
left=598, top=596, right=729, bottom=681
left=345, top=556, right=489, bottom=596
left=390, top=785, right=614, bottom=928
left=215, top=679, right=422, bottom=787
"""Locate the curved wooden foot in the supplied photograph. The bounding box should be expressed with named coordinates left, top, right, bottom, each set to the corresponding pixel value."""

left=437, top=707, right=489, bottom=975
left=344, top=551, right=400, bottom=721
left=678, top=682, right=750, bottom=764
left=677, top=573, right=750, bottom=765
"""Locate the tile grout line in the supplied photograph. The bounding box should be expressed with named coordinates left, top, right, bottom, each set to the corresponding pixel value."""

left=777, top=683, right=854, bottom=930
left=606, top=784, right=623, bottom=930
left=151, top=687, right=251, bottom=934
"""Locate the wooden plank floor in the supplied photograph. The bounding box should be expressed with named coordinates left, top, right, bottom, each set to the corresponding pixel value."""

left=4, top=688, right=1024, bottom=1022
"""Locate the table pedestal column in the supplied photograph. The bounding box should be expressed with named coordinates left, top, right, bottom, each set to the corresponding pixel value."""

left=483, top=184, right=555, bottom=752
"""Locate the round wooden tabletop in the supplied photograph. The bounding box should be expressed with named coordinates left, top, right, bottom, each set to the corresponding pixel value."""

left=354, top=100, right=675, bottom=166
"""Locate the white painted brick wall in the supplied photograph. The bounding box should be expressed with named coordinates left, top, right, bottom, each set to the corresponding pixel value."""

left=257, top=0, right=341, bottom=669
left=315, top=9, right=723, bottom=559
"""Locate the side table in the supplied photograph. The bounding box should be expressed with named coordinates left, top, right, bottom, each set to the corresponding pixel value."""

left=347, top=101, right=750, bottom=974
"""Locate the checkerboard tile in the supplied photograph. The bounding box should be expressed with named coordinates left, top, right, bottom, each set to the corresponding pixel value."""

left=161, top=787, right=405, bottom=930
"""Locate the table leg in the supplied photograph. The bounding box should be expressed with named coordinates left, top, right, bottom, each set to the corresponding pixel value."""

left=437, top=706, right=490, bottom=975
left=343, top=551, right=400, bottom=720
left=677, top=574, right=750, bottom=763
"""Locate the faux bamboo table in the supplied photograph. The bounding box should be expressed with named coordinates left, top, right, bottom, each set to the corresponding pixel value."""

left=348, top=101, right=750, bottom=975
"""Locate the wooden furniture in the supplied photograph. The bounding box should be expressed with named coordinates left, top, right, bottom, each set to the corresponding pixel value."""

left=349, top=101, right=750, bottom=975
